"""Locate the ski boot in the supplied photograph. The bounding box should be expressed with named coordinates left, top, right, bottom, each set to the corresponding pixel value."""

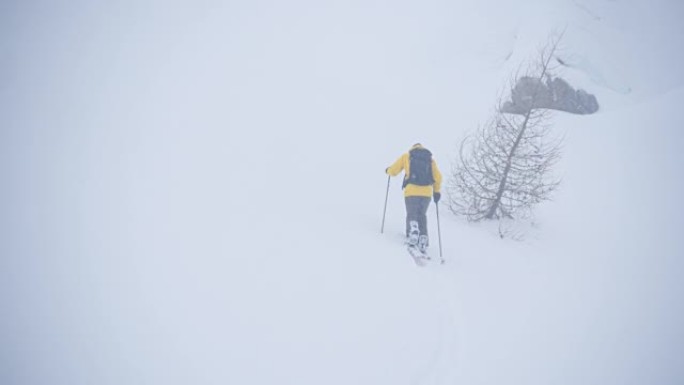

left=418, top=235, right=430, bottom=259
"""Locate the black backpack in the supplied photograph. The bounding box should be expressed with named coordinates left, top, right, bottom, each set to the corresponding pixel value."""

left=403, top=148, right=434, bottom=188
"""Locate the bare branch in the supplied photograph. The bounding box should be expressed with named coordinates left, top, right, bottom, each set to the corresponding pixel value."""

left=448, top=34, right=566, bottom=224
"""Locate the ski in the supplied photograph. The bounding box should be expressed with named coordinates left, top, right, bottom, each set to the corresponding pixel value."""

left=407, top=245, right=429, bottom=266
left=405, top=221, right=430, bottom=266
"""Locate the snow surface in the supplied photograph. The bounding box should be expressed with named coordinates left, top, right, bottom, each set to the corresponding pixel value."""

left=2, top=0, right=683, bottom=384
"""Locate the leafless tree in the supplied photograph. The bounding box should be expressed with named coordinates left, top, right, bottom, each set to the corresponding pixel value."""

left=448, top=36, right=564, bottom=222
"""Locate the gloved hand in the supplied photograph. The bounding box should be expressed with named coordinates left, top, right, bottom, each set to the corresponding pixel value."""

left=433, top=192, right=441, bottom=203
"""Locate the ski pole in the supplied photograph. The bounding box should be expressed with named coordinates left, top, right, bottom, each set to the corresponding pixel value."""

left=436, top=202, right=444, bottom=264
left=380, top=175, right=391, bottom=233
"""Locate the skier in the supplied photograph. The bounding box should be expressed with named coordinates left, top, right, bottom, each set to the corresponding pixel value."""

left=385, top=143, right=443, bottom=255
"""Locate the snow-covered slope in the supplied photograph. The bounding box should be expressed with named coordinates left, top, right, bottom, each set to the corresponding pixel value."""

left=2, top=0, right=683, bottom=384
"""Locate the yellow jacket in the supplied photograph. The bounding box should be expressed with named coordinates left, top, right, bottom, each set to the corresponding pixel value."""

left=386, top=144, right=443, bottom=198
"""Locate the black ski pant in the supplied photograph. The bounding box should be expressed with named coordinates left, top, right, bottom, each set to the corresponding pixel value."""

left=405, top=196, right=431, bottom=238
